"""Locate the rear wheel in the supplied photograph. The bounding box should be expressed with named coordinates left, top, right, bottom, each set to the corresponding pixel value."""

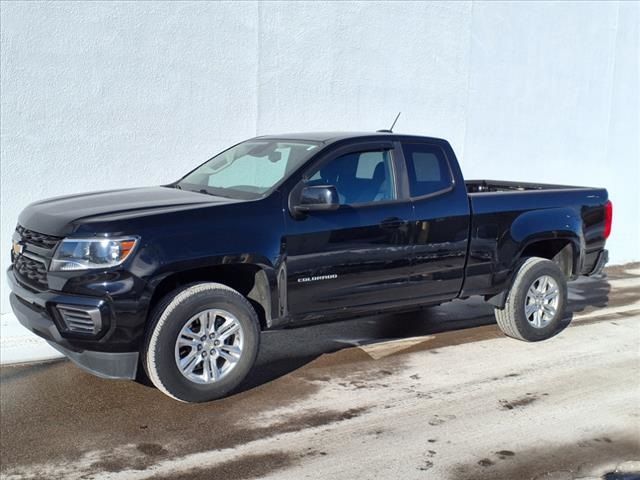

left=143, top=283, right=260, bottom=402
left=494, top=257, right=567, bottom=342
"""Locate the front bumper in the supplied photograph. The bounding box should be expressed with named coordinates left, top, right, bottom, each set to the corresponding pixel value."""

left=7, top=270, right=139, bottom=379
left=45, top=341, right=138, bottom=380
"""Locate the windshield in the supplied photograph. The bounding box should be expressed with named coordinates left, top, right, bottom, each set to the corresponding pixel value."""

left=177, top=139, right=321, bottom=199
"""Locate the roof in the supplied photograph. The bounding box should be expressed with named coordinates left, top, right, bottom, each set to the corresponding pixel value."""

left=253, top=131, right=446, bottom=144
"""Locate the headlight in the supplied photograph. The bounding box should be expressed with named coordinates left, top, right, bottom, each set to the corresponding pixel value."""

left=50, top=237, right=138, bottom=271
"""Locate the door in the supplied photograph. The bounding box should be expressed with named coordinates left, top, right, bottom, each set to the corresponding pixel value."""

left=284, top=143, right=414, bottom=319
left=401, top=142, right=471, bottom=302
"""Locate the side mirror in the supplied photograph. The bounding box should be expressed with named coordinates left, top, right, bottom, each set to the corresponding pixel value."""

left=294, top=185, right=340, bottom=214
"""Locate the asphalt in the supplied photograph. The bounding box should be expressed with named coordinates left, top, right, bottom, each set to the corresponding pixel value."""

left=1, top=264, right=639, bottom=480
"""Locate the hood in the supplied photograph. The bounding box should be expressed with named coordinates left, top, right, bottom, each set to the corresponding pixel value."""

left=18, top=186, right=235, bottom=236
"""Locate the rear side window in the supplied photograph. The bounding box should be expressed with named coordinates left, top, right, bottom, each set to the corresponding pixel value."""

left=402, top=143, right=453, bottom=197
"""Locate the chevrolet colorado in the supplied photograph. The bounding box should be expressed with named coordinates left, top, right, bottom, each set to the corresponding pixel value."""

left=8, top=132, right=611, bottom=402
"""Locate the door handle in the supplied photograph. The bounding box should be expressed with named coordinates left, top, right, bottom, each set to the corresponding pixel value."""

left=380, top=217, right=406, bottom=230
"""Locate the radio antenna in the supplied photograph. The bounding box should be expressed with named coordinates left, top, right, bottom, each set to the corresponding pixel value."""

left=389, top=111, right=401, bottom=132
left=377, top=112, right=401, bottom=133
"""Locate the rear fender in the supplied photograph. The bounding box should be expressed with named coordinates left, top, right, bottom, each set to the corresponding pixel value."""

left=510, top=207, right=584, bottom=274
left=487, top=208, right=583, bottom=308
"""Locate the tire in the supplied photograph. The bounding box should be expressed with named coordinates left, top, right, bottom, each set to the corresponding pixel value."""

left=143, top=282, right=260, bottom=402
left=494, top=257, right=567, bottom=342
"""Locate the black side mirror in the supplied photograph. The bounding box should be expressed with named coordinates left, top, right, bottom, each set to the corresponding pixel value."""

left=294, top=185, right=340, bottom=214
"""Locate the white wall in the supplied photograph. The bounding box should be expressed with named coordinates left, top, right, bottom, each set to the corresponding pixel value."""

left=1, top=1, right=638, bottom=316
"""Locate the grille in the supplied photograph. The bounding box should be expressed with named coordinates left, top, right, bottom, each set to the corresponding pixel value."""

left=13, top=255, right=48, bottom=289
left=16, top=225, right=61, bottom=249
left=57, top=305, right=102, bottom=335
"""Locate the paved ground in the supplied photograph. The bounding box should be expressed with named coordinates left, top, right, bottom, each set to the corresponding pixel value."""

left=1, top=264, right=639, bottom=480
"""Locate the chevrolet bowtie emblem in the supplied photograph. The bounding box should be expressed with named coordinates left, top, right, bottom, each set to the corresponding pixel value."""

left=12, top=241, right=24, bottom=256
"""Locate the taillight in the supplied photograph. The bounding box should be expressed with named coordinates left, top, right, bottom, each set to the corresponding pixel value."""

left=604, top=200, right=612, bottom=239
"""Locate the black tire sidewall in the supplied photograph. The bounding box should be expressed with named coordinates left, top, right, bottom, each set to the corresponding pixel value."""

left=148, top=287, right=260, bottom=402
left=510, top=260, right=567, bottom=341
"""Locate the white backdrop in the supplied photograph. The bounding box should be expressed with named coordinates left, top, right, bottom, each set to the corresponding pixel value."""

left=1, top=1, right=639, bottom=318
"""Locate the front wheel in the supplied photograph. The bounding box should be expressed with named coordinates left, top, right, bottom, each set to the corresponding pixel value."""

left=494, top=257, right=567, bottom=342
left=143, top=283, right=260, bottom=402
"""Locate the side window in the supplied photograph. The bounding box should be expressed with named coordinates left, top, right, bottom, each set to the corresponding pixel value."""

left=308, top=150, right=396, bottom=205
left=402, top=143, right=453, bottom=197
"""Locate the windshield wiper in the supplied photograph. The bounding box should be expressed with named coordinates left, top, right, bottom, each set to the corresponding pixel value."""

left=195, top=188, right=231, bottom=199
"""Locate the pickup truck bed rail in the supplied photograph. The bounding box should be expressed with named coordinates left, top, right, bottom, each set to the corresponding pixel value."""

left=466, top=180, right=588, bottom=194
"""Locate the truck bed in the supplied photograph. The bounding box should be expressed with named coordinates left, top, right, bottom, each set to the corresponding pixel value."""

left=462, top=179, right=609, bottom=293
left=466, top=180, right=585, bottom=194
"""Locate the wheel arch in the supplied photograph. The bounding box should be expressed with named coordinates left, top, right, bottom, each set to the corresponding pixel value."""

left=487, top=241, right=575, bottom=309
left=519, top=239, right=577, bottom=278
left=509, top=207, right=584, bottom=276
left=145, top=263, right=277, bottom=331
left=486, top=209, right=583, bottom=309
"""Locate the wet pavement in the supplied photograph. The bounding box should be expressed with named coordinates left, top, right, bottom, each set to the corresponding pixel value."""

left=1, top=264, right=639, bottom=480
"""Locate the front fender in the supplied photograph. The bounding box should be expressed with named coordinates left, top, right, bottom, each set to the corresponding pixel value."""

left=140, top=252, right=281, bottom=325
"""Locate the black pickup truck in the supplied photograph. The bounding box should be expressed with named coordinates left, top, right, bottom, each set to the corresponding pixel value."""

left=8, top=132, right=611, bottom=402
